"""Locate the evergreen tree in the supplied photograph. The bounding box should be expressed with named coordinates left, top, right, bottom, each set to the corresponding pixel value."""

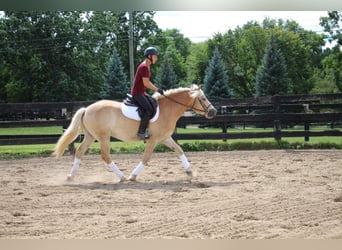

left=103, top=48, right=130, bottom=100
left=255, top=34, right=289, bottom=96
left=155, top=59, right=178, bottom=90
left=155, top=47, right=178, bottom=90
left=203, top=47, right=231, bottom=98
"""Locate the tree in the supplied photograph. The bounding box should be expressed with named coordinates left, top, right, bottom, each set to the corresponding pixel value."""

left=186, top=42, right=209, bottom=85
left=103, top=48, right=130, bottom=100
left=208, top=24, right=268, bottom=97
left=203, top=47, right=231, bottom=98
left=320, top=48, right=342, bottom=92
left=0, top=11, right=160, bottom=103
left=0, top=11, right=87, bottom=102
left=155, top=46, right=178, bottom=90
left=319, top=11, right=342, bottom=92
left=112, top=11, right=160, bottom=78
left=207, top=18, right=326, bottom=97
left=320, top=11, right=342, bottom=47
left=143, top=29, right=190, bottom=85
left=154, top=58, right=178, bottom=90
left=255, top=34, right=289, bottom=96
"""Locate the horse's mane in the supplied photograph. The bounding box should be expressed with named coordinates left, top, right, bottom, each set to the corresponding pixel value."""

left=153, top=84, right=201, bottom=100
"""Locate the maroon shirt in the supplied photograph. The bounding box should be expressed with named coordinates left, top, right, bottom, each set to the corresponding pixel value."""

left=131, top=62, right=150, bottom=95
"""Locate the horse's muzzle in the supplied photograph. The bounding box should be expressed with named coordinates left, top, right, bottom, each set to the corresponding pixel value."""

left=206, top=106, right=217, bottom=119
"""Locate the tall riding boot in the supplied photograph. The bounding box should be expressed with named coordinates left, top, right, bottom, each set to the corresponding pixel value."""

left=137, top=113, right=151, bottom=139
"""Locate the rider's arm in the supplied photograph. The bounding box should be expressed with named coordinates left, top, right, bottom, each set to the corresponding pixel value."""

left=142, top=77, right=159, bottom=92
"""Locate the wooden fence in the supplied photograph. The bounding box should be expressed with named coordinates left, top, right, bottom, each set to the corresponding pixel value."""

left=0, top=93, right=341, bottom=146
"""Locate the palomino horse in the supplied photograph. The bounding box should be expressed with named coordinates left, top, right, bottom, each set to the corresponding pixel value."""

left=53, top=84, right=217, bottom=182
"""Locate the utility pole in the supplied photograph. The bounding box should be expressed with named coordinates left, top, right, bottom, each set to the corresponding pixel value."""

left=128, top=11, right=134, bottom=86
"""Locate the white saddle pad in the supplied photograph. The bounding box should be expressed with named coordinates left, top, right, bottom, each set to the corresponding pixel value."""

left=121, top=103, right=159, bottom=123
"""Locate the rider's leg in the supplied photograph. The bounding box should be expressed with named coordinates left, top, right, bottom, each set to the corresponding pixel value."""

left=133, top=94, right=153, bottom=139
left=138, top=112, right=152, bottom=139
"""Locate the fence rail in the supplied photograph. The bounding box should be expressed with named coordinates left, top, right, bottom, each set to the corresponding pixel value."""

left=0, top=93, right=341, bottom=146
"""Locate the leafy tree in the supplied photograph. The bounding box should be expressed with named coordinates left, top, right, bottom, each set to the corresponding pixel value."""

left=319, top=11, right=342, bottom=92
left=320, top=11, right=342, bottom=46
left=0, top=11, right=87, bottom=102
left=310, top=67, right=340, bottom=94
left=103, top=48, right=130, bottom=100
left=143, top=29, right=190, bottom=85
left=0, top=11, right=159, bottom=103
left=255, top=34, right=289, bottom=96
left=112, top=11, right=160, bottom=78
left=320, top=48, right=342, bottom=92
left=186, top=42, right=209, bottom=85
left=203, top=47, right=231, bottom=98
left=208, top=18, right=326, bottom=96
left=208, top=24, right=268, bottom=97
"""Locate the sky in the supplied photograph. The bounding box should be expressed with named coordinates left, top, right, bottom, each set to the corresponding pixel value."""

left=154, top=11, right=328, bottom=43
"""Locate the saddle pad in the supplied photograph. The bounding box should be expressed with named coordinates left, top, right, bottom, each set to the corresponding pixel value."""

left=121, top=103, right=160, bottom=123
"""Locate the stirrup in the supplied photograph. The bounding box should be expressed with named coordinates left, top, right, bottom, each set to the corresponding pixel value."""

left=137, top=129, right=151, bottom=140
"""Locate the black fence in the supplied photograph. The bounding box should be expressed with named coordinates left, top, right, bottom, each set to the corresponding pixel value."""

left=0, top=93, right=341, bottom=146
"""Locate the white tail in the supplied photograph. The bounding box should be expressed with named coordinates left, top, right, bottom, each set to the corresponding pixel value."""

left=53, top=107, right=86, bottom=157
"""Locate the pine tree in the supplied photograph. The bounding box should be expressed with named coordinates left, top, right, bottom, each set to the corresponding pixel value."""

left=154, top=45, right=181, bottom=90
left=203, top=47, right=231, bottom=98
left=103, top=48, right=130, bottom=100
left=155, top=56, right=178, bottom=90
left=255, top=34, right=289, bottom=96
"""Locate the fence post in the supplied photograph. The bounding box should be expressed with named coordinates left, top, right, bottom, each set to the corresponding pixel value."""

left=303, top=104, right=310, bottom=142
left=304, top=123, right=310, bottom=142
left=272, top=95, right=281, bottom=141
left=222, top=123, right=227, bottom=142
left=272, top=95, right=281, bottom=113
left=274, top=120, right=282, bottom=141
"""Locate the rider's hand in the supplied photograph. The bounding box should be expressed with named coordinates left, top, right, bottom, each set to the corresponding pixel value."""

left=157, top=88, right=164, bottom=95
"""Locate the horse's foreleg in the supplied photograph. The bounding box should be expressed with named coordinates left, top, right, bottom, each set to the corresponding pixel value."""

left=99, top=137, right=125, bottom=182
left=129, top=140, right=157, bottom=181
left=67, top=132, right=95, bottom=181
left=162, top=137, right=192, bottom=178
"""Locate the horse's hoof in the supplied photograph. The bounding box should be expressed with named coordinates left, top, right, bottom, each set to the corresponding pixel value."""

left=186, top=170, right=193, bottom=179
left=128, top=174, right=137, bottom=181
left=119, top=176, right=126, bottom=182
left=67, top=175, right=74, bottom=181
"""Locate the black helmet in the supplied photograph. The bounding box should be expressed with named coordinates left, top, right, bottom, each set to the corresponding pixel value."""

left=144, top=47, right=159, bottom=57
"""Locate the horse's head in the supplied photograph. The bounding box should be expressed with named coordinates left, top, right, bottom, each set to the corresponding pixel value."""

left=189, top=84, right=217, bottom=119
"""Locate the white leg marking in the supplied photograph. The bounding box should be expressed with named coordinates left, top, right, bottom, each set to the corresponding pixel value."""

left=180, top=154, right=191, bottom=171
left=109, top=161, right=125, bottom=181
left=132, top=162, right=145, bottom=176
left=68, top=157, right=81, bottom=180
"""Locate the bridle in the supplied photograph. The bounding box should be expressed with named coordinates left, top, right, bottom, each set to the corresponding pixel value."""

left=161, top=90, right=213, bottom=114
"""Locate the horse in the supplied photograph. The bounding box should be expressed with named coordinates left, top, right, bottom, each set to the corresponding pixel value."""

left=53, top=84, right=217, bottom=182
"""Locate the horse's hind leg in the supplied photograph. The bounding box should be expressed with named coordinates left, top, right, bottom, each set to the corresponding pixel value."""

left=68, top=131, right=95, bottom=181
left=99, top=137, right=125, bottom=182
left=161, top=137, right=192, bottom=179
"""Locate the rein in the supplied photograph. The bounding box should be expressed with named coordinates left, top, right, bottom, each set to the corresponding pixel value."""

left=160, top=91, right=211, bottom=113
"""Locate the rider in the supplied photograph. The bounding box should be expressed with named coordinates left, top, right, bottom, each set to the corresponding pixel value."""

left=131, top=46, right=164, bottom=140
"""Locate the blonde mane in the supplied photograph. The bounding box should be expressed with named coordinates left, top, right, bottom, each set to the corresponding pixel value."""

left=153, top=84, right=201, bottom=100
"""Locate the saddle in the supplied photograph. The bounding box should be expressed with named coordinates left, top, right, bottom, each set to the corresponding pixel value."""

left=122, top=94, right=159, bottom=122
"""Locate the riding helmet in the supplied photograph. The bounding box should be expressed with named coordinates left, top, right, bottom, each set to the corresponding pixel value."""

left=144, top=47, right=159, bottom=57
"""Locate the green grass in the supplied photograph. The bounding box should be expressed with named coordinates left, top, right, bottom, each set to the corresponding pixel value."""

left=0, top=126, right=63, bottom=135
left=0, top=125, right=341, bottom=159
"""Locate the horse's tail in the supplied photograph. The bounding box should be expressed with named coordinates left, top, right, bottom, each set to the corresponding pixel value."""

left=53, top=107, right=87, bottom=157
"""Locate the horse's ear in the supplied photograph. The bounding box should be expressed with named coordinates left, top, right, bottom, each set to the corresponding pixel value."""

left=198, top=85, right=202, bottom=90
